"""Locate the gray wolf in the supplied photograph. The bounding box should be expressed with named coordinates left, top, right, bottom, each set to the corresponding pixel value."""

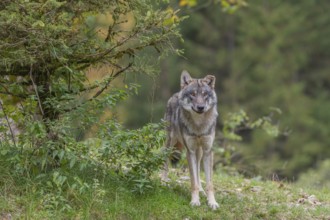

left=162, top=70, right=219, bottom=210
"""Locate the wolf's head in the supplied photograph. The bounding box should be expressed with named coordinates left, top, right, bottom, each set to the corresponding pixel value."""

left=179, top=70, right=217, bottom=114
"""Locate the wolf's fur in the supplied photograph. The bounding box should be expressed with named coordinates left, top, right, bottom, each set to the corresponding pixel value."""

left=162, top=70, right=219, bottom=210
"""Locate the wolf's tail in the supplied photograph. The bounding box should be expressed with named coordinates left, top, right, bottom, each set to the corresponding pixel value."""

left=170, top=142, right=184, bottom=166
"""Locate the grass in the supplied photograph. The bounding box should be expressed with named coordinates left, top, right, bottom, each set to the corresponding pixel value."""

left=1, top=166, right=330, bottom=220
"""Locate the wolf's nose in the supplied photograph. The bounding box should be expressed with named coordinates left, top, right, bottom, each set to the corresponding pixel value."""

left=197, top=105, right=205, bottom=112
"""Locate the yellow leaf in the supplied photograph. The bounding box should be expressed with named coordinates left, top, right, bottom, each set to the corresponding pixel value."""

left=163, top=15, right=179, bottom=26
left=179, top=0, right=197, bottom=7
left=179, top=0, right=188, bottom=6
left=162, top=8, right=179, bottom=26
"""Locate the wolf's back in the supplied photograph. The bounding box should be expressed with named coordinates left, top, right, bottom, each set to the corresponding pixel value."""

left=164, top=92, right=180, bottom=131
left=164, top=92, right=184, bottom=164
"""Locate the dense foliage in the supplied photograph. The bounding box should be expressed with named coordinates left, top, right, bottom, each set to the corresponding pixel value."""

left=0, top=0, right=180, bottom=193
left=0, top=0, right=180, bottom=121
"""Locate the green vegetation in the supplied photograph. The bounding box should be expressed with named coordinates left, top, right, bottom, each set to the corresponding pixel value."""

left=1, top=0, right=329, bottom=219
left=1, top=163, right=329, bottom=219
left=0, top=0, right=180, bottom=198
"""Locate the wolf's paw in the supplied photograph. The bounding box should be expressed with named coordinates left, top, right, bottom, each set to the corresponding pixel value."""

left=208, top=201, right=219, bottom=210
left=190, top=199, right=201, bottom=207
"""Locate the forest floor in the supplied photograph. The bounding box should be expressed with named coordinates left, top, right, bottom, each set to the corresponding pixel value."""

left=1, top=167, right=330, bottom=220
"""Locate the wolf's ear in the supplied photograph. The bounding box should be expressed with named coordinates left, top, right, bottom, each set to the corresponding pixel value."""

left=181, top=70, right=192, bottom=89
left=203, top=75, right=216, bottom=89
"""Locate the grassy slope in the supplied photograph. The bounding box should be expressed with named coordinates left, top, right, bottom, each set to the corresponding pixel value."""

left=1, top=167, right=330, bottom=220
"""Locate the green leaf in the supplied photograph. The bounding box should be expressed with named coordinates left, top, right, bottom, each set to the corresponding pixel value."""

left=32, top=20, right=45, bottom=28
left=69, top=157, right=76, bottom=168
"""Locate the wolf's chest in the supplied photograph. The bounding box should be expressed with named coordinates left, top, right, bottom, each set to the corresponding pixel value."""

left=179, top=109, right=216, bottom=137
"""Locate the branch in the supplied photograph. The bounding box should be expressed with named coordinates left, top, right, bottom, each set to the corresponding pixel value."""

left=105, top=23, right=115, bottom=43
left=0, top=79, right=32, bottom=86
left=0, top=90, right=28, bottom=99
left=0, top=100, right=17, bottom=147
left=92, top=62, right=133, bottom=99
left=0, top=84, right=28, bottom=99
left=70, top=62, right=133, bottom=95
left=74, top=30, right=139, bottom=69
left=62, top=63, right=133, bottom=113
left=29, top=65, right=44, bottom=116
left=0, top=66, right=31, bottom=76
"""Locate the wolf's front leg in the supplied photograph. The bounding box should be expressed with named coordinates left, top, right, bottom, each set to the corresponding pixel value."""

left=196, top=147, right=206, bottom=196
left=186, top=148, right=200, bottom=206
left=203, top=148, right=219, bottom=210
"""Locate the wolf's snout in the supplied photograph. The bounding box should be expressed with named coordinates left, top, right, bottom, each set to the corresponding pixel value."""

left=197, top=105, right=205, bottom=112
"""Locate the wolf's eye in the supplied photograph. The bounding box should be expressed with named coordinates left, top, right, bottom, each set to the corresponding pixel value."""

left=190, top=91, right=197, bottom=97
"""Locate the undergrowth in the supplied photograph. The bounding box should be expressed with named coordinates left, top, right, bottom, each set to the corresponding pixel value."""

left=1, top=162, right=330, bottom=219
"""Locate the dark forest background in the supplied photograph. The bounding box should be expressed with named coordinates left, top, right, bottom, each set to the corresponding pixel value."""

left=122, top=0, right=330, bottom=183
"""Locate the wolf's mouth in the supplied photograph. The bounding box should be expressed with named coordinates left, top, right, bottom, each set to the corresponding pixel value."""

left=193, top=108, right=205, bottom=114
